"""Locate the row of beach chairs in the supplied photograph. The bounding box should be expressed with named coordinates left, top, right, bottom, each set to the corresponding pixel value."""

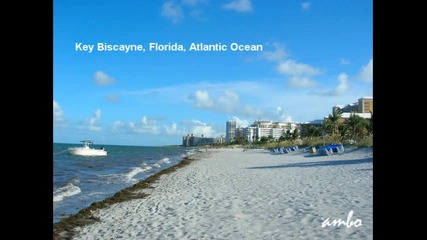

left=317, top=144, right=345, bottom=156
left=271, top=146, right=299, bottom=154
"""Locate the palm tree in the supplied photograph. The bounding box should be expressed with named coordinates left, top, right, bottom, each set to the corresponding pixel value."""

left=345, top=113, right=367, bottom=141
left=304, top=125, right=322, bottom=137
left=292, top=128, right=299, bottom=140
left=259, top=136, right=269, bottom=144
left=324, top=108, right=342, bottom=136
left=285, top=129, right=292, bottom=140
left=366, top=111, right=373, bottom=136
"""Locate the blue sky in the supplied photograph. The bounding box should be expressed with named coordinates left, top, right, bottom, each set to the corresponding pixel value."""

left=53, top=0, right=373, bottom=146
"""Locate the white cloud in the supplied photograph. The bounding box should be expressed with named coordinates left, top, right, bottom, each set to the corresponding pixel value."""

left=259, top=42, right=322, bottom=88
left=258, top=42, right=322, bottom=88
left=261, top=42, right=288, bottom=62
left=277, top=60, right=321, bottom=88
left=165, top=123, right=187, bottom=135
left=105, top=95, right=119, bottom=102
left=191, top=125, right=213, bottom=137
left=53, top=100, right=68, bottom=128
left=275, top=107, right=293, bottom=122
left=108, top=79, right=369, bottom=134
left=181, top=0, right=206, bottom=6
left=88, top=109, right=102, bottom=131
left=179, top=119, right=218, bottom=137
left=113, top=116, right=161, bottom=135
left=223, top=0, right=253, bottom=13
left=301, top=2, right=311, bottom=10
left=53, top=100, right=63, bottom=122
left=357, top=58, right=373, bottom=83
left=190, top=119, right=213, bottom=137
left=335, top=73, right=350, bottom=95
left=277, top=60, right=321, bottom=77
left=191, top=119, right=207, bottom=126
left=189, top=89, right=265, bottom=117
left=217, top=90, right=239, bottom=112
left=112, top=121, right=125, bottom=129
left=129, top=81, right=304, bottom=121
left=230, top=116, right=250, bottom=128
left=191, top=90, right=215, bottom=108
left=161, top=1, right=184, bottom=23
left=288, top=76, right=317, bottom=88
left=76, top=109, right=102, bottom=132
left=127, top=80, right=360, bottom=124
left=322, top=73, right=350, bottom=96
left=240, top=105, right=264, bottom=117
left=93, top=71, right=116, bottom=86
left=340, top=58, right=350, bottom=65
left=189, top=9, right=205, bottom=19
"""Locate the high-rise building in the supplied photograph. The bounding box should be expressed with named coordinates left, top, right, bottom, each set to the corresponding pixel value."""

left=182, top=134, right=215, bottom=147
left=358, top=97, right=373, bottom=113
left=226, top=121, right=237, bottom=143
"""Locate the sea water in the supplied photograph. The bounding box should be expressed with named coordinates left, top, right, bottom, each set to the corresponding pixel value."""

left=53, top=143, right=196, bottom=223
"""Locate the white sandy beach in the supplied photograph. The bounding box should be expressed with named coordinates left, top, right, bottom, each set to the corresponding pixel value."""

left=73, top=147, right=373, bottom=240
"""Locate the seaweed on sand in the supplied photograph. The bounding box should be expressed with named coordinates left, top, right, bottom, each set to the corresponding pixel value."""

left=53, top=151, right=211, bottom=240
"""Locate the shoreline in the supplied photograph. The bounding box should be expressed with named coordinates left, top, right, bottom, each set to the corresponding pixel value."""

left=54, top=146, right=373, bottom=239
left=53, top=150, right=212, bottom=240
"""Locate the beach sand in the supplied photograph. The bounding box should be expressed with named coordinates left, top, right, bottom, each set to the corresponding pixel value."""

left=70, top=147, right=373, bottom=240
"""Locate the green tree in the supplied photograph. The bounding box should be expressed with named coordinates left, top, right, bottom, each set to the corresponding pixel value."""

left=366, top=112, right=373, bottom=136
left=259, top=136, right=270, bottom=144
left=232, top=136, right=247, bottom=145
left=252, top=136, right=259, bottom=143
left=292, top=128, right=299, bottom=140
left=285, top=129, right=292, bottom=140
left=345, top=113, right=368, bottom=141
left=324, top=108, right=342, bottom=136
left=304, top=125, right=322, bottom=137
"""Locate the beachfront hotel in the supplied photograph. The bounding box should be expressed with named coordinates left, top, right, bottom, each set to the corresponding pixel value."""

left=331, top=96, right=373, bottom=122
left=182, top=134, right=225, bottom=147
left=358, top=96, right=373, bottom=113
left=227, top=120, right=299, bottom=143
left=182, top=96, right=373, bottom=146
left=230, top=96, right=373, bottom=143
left=333, top=97, right=373, bottom=115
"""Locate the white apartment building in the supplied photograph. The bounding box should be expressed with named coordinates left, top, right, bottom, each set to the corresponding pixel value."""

left=229, top=120, right=299, bottom=143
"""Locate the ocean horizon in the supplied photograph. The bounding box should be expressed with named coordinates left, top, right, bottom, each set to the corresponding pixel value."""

left=53, top=142, right=197, bottom=223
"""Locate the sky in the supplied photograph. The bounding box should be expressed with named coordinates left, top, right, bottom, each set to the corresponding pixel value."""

left=53, top=0, right=373, bottom=146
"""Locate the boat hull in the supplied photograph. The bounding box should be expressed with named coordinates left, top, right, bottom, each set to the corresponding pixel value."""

left=68, top=147, right=108, bottom=156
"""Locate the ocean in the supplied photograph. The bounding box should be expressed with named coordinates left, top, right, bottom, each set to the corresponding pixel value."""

left=53, top=143, right=196, bottom=223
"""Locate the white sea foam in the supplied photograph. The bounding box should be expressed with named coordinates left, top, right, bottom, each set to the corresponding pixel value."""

left=53, top=183, right=81, bottom=202
left=157, top=157, right=170, bottom=164
left=125, top=164, right=153, bottom=182
left=186, top=149, right=198, bottom=156
left=92, top=173, right=127, bottom=185
left=152, top=157, right=171, bottom=168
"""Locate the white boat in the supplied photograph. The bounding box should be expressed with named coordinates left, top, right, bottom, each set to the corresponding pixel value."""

left=68, top=140, right=108, bottom=156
